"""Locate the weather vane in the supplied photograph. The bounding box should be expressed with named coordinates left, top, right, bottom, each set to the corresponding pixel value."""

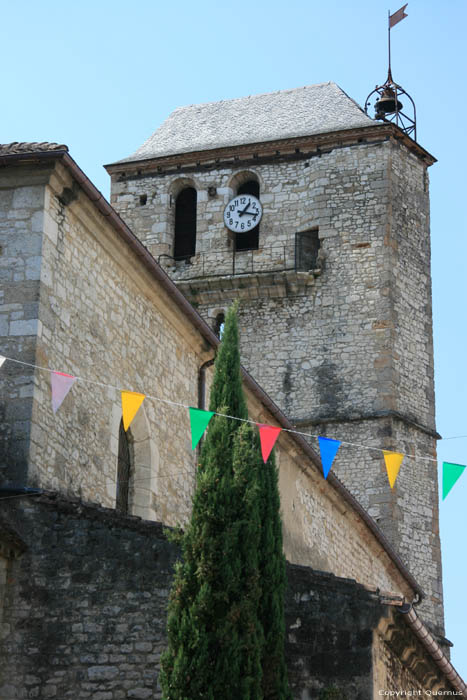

left=365, top=4, right=417, bottom=141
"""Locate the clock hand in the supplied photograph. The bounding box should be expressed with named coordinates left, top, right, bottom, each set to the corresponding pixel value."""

left=238, top=199, right=253, bottom=217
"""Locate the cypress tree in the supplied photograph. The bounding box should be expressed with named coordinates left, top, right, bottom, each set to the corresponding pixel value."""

left=160, top=304, right=290, bottom=699
left=256, top=442, right=291, bottom=700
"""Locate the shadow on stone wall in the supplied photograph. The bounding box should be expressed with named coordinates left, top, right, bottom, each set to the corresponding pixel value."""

left=0, top=494, right=456, bottom=699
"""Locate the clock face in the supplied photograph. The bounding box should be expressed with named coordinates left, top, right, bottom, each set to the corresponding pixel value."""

left=223, top=194, right=262, bottom=233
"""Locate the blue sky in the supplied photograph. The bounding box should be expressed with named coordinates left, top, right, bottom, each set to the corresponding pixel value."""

left=2, top=0, right=466, bottom=679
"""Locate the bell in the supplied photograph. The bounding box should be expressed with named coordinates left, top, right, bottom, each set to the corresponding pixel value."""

left=375, top=87, right=403, bottom=116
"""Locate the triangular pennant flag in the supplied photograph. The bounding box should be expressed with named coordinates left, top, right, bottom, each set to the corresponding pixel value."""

left=257, top=424, right=282, bottom=463
left=383, top=451, right=404, bottom=488
left=0, top=356, right=6, bottom=368
left=121, top=391, right=145, bottom=431
left=189, top=407, right=214, bottom=449
left=318, top=436, right=341, bottom=479
left=442, top=462, right=466, bottom=500
left=51, top=371, right=77, bottom=414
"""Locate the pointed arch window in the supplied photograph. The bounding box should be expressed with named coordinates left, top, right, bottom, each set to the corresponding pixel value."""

left=236, top=180, right=260, bottom=251
left=174, top=187, right=197, bottom=259
left=116, top=419, right=133, bottom=514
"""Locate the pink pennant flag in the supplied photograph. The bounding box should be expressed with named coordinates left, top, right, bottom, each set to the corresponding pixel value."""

left=51, top=371, right=77, bottom=414
left=257, top=424, right=282, bottom=463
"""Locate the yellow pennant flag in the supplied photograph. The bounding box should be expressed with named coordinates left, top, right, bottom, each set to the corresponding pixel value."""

left=383, top=451, right=404, bottom=488
left=121, top=391, right=145, bottom=431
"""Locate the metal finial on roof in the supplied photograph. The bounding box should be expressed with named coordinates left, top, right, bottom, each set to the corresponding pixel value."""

left=364, top=5, right=416, bottom=141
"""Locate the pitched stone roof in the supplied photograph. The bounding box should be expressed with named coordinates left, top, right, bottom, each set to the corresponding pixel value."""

left=117, top=82, right=374, bottom=163
left=0, top=142, right=68, bottom=155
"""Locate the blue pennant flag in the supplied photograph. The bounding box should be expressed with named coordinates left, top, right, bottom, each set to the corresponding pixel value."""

left=318, top=436, right=341, bottom=479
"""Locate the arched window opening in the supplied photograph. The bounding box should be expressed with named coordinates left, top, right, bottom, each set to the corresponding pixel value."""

left=116, top=419, right=133, bottom=514
left=174, top=187, right=197, bottom=259
left=214, top=312, right=225, bottom=339
left=236, top=180, right=260, bottom=251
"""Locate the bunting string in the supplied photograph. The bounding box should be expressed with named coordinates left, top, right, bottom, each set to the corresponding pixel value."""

left=0, top=353, right=465, bottom=496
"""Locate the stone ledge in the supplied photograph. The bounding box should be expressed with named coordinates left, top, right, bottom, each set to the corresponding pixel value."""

left=175, top=269, right=320, bottom=304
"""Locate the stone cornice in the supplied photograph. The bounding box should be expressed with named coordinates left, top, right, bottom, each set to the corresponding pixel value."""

left=105, top=124, right=436, bottom=178
left=378, top=607, right=466, bottom=694
left=294, top=410, right=440, bottom=440
left=174, top=269, right=320, bottom=305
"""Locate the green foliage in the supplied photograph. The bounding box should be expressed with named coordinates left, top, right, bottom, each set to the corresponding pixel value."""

left=163, top=526, right=184, bottom=546
left=160, top=304, right=290, bottom=699
left=256, top=441, right=290, bottom=700
left=208, top=303, right=248, bottom=423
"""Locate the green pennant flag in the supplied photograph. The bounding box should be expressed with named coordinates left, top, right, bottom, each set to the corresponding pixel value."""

left=442, top=462, right=466, bottom=500
left=189, top=407, right=214, bottom=449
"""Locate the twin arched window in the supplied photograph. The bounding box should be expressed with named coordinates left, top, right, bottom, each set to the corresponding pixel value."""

left=172, top=176, right=260, bottom=259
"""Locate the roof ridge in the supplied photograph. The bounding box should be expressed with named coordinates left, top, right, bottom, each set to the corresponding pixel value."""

left=171, top=82, right=336, bottom=112
left=0, top=142, right=68, bottom=155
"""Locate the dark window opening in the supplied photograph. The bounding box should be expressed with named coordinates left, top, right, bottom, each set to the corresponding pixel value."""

left=235, top=180, right=260, bottom=251
left=296, top=229, right=320, bottom=270
left=116, top=419, right=132, bottom=514
left=174, top=187, right=197, bottom=259
left=139, top=194, right=147, bottom=206
left=214, top=312, right=225, bottom=339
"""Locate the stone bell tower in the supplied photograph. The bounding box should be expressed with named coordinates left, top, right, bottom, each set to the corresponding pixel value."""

left=106, top=82, right=445, bottom=638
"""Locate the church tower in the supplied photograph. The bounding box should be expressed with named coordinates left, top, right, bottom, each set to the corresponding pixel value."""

left=106, top=82, right=444, bottom=639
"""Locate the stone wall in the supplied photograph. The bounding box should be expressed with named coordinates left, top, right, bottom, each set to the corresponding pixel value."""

left=109, top=136, right=443, bottom=634
left=287, top=565, right=454, bottom=698
left=309, top=416, right=442, bottom=636
left=1, top=161, right=214, bottom=526
left=116, top=140, right=434, bottom=432
left=273, top=433, right=414, bottom=600
left=0, top=496, right=456, bottom=700
left=0, top=165, right=52, bottom=486
left=0, top=495, right=177, bottom=700
left=110, top=140, right=434, bottom=429
left=0, top=157, right=420, bottom=608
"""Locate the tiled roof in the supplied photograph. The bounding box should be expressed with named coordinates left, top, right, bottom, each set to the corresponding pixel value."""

left=117, top=82, right=374, bottom=163
left=0, top=142, right=68, bottom=155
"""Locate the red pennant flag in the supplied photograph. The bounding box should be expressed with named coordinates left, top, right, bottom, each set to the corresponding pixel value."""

left=389, top=4, right=408, bottom=28
left=257, top=424, right=282, bottom=463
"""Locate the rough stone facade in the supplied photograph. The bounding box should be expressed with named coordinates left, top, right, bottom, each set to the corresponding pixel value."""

left=0, top=495, right=177, bottom=700
left=287, top=565, right=456, bottom=698
left=0, top=154, right=419, bottom=604
left=0, top=160, right=209, bottom=526
left=108, top=131, right=443, bottom=635
left=0, top=496, right=459, bottom=700
left=0, top=127, right=461, bottom=693
left=0, top=166, right=46, bottom=487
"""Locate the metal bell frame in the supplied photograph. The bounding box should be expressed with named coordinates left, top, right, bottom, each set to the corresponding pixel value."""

left=365, top=69, right=417, bottom=141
